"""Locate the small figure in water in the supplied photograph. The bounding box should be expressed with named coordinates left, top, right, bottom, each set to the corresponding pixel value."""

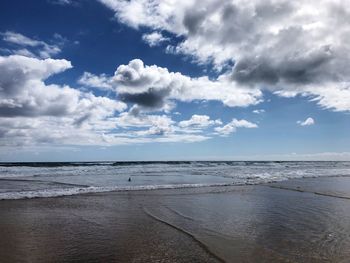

left=128, top=177, right=131, bottom=182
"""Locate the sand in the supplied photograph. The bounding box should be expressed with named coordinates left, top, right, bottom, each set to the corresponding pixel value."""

left=1, top=176, right=350, bottom=262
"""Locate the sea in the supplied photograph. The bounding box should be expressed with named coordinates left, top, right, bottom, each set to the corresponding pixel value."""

left=1, top=161, right=350, bottom=200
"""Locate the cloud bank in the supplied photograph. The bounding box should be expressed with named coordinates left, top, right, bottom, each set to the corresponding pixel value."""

left=99, top=0, right=350, bottom=112
left=80, top=58, right=262, bottom=111
left=0, top=53, right=256, bottom=147
left=0, top=55, right=128, bottom=146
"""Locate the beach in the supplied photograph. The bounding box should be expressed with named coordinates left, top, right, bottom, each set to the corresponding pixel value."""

left=1, top=176, right=350, bottom=262
left=1, top=0, right=350, bottom=262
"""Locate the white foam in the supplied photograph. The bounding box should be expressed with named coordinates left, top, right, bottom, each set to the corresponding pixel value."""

left=1, top=161, right=350, bottom=200
left=0, top=183, right=235, bottom=200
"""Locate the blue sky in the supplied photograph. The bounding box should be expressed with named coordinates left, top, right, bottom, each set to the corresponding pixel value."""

left=0, top=0, right=349, bottom=161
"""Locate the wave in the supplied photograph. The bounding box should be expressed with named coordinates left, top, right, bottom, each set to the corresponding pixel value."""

left=0, top=162, right=114, bottom=167
left=1, top=160, right=347, bottom=168
left=0, top=182, right=237, bottom=200
left=2, top=173, right=350, bottom=200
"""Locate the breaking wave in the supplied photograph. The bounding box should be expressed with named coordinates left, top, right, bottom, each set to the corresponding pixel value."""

left=0, top=161, right=349, bottom=200
left=0, top=182, right=235, bottom=200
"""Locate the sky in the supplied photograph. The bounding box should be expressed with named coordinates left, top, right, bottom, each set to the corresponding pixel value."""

left=0, top=0, right=349, bottom=161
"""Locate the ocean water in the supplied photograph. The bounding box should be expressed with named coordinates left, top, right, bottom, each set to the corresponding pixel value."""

left=0, top=161, right=350, bottom=200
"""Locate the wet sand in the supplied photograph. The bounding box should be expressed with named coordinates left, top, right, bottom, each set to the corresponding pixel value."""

left=1, top=177, right=350, bottom=262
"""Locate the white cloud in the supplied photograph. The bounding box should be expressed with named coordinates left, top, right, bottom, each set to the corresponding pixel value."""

left=297, top=117, right=315, bottom=126
left=81, top=59, right=262, bottom=111
left=0, top=54, right=260, bottom=147
left=100, top=108, right=211, bottom=143
left=253, top=109, right=265, bottom=114
left=308, top=83, right=350, bottom=112
left=179, top=114, right=221, bottom=128
left=3, top=31, right=45, bottom=47
left=215, top=118, right=258, bottom=136
left=0, top=55, right=125, bottom=119
left=1, top=31, right=62, bottom=58
left=78, top=72, right=113, bottom=90
left=142, top=31, right=169, bottom=47
left=99, top=0, right=350, bottom=112
left=0, top=55, right=127, bottom=146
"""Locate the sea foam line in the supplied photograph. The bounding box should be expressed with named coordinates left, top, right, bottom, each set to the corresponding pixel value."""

left=0, top=183, right=235, bottom=200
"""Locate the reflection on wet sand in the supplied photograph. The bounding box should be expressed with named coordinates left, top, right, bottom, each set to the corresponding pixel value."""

left=1, top=177, right=350, bottom=262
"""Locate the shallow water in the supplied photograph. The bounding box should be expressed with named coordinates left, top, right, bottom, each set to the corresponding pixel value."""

left=0, top=161, right=350, bottom=199
left=2, top=178, right=350, bottom=262
left=141, top=180, right=350, bottom=262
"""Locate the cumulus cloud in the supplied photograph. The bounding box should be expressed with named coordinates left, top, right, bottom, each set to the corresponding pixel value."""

left=80, top=58, right=262, bottom=111
left=142, top=32, right=169, bottom=47
left=1, top=31, right=62, bottom=58
left=99, top=0, right=350, bottom=112
left=0, top=55, right=72, bottom=115
left=0, top=54, right=259, bottom=147
left=215, top=119, right=257, bottom=136
left=0, top=55, right=125, bottom=118
left=297, top=117, right=315, bottom=126
left=119, top=88, right=172, bottom=110
left=0, top=55, right=127, bottom=146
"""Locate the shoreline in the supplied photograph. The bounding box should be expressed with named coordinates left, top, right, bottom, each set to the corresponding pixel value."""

left=1, top=174, right=350, bottom=201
